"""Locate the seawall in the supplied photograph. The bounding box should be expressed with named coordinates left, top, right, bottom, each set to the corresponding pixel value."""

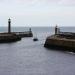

left=0, top=33, right=21, bottom=43
left=44, top=35, right=75, bottom=52
left=0, top=31, right=33, bottom=43
left=13, top=31, right=33, bottom=38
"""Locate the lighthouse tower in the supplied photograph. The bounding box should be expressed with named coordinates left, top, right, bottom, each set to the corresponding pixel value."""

left=55, top=25, right=60, bottom=35
left=8, top=18, right=11, bottom=33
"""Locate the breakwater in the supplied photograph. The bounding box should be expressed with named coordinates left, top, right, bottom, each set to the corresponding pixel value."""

left=0, top=33, right=21, bottom=43
left=0, top=18, right=33, bottom=43
left=0, top=31, right=33, bottom=43
left=44, top=35, right=75, bottom=52
left=44, top=26, right=75, bottom=52
left=13, top=31, right=33, bottom=37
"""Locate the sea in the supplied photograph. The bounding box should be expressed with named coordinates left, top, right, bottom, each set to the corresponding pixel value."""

left=0, top=27, right=75, bottom=75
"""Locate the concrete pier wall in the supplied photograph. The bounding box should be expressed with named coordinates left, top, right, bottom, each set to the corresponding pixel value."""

left=0, top=18, right=33, bottom=43
left=0, top=33, right=21, bottom=43
left=0, top=31, right=33, bottom=43
left=44, top=35, right=75, bottom=52
left=13, top=31, right=33, bottom=37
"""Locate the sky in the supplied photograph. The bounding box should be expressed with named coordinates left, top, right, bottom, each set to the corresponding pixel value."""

left=0, top=0, right=75, bottom=27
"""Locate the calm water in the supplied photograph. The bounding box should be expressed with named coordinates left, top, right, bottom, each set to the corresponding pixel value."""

left=0, top=27, right=75, bottom=75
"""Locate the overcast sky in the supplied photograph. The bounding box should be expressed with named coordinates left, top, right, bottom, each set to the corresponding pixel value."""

left=0, top=0, right=75, bottom=27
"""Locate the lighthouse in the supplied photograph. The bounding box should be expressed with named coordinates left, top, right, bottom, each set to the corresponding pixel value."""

left=8, top=18, right=11, bottom=33
left=55, top=25, right=60, bottom=35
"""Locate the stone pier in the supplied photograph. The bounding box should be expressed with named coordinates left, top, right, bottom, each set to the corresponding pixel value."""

left=44, top=26, right=75, bottom=52
left=0, top=18, right=33, bottom=43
